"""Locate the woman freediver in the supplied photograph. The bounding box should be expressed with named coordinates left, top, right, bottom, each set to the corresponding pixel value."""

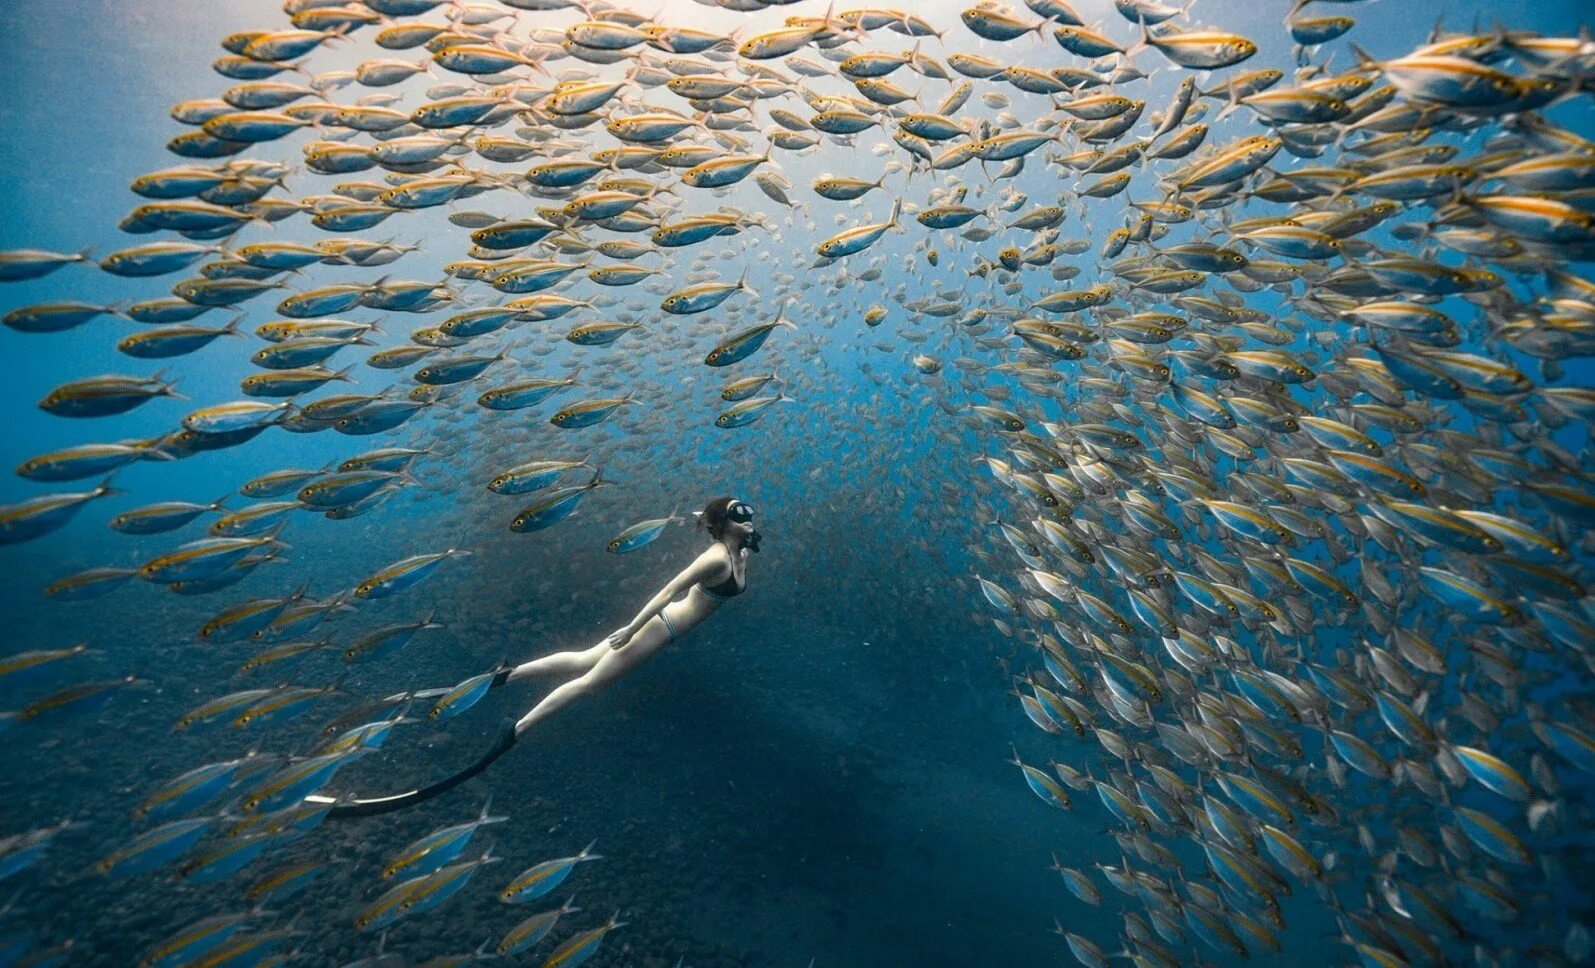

left=315, top=497, right=759, bottom=819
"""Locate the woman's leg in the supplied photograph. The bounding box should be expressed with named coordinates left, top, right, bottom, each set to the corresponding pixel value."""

left=504, top=640, right=610, bottom=684
left=513, top=615, right=673, bottom=737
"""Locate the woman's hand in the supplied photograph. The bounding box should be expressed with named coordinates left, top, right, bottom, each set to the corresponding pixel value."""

left=605, top=626, right=636, bottom=650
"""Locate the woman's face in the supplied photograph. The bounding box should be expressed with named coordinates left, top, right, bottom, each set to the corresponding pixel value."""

left=725, top=501, right=755, bottom=539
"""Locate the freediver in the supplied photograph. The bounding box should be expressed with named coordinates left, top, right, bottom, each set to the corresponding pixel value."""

left=319, top=497, right=760, bottom=818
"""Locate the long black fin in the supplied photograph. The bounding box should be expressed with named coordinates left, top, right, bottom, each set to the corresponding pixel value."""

left=313, top=718, right=518, bottom=820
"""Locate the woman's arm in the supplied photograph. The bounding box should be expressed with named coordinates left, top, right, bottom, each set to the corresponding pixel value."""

left=607, top=551, right=728, bottom=649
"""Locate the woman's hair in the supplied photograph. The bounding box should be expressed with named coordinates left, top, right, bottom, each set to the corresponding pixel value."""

left=697, top=496, right=735, bottom=541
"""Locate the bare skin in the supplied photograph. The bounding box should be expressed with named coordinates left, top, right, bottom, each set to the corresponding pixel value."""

left=504, top=512, right=754, bottom=738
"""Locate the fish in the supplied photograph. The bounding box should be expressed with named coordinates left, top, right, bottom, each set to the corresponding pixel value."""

left=354, top=548, right=471, bottom=598
left=815, top=199, right=903, bottom=258
left=381, top=799, right=507, bottom=879
left=488, top=456, right=592, bottom=495
left=498, top=895, right=580, bottom=956
left=540, top=910, right=626, bottom=968
left=500, top=841, right=601, bottom=904
left=510, top=468, right=612, bottom=532
left=96, top=817, right=215, bottom=878
left=136, top=910, right=264, bottom=968
left=607, top=513, right=682, bottom=553
left=109, top=495, right=229, bottom=535
left=427, top=670, right=500, bottom=722
left=244, top=859, right=325, bottom=905
left=549, top=393, right=640, bottom=429
left=135, top=756, right=267, bottom=820
left=714, top=392, right=793, bottom=428
left=1, top=480, right=122, bottom=544
left=341, top=610, right=443, bottom=663
left=0, top=247, right=94, bottom=281
left=704, top=313, right=798, bottom=366
left=241, top=749, right=364, bottom=814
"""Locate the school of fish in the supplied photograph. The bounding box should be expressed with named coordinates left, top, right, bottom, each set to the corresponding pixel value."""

left=0, top=0, right=1592, bottom=964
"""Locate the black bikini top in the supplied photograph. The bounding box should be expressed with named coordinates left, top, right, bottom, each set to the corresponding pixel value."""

left=699, top=552, right=746, bottom=599
left=700, top=570, right=745, bottom=599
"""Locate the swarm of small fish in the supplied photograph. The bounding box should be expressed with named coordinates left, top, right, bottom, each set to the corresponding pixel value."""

left=0, top=0, right=1591, bottom=963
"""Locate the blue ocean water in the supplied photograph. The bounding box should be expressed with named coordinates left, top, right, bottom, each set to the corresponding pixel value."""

left=0, top=0, right=1591, bottom=965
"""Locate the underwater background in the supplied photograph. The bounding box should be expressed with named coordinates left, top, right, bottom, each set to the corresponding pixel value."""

left=1, top=0, right=1592, bottom=966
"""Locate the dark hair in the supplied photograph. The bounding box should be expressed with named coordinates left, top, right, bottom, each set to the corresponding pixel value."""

left=697, top=496, right=735, bottom=540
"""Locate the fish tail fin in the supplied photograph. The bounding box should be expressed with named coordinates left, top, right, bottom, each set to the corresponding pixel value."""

left=1337, top=243, right=1364, bottom=274
left=1216, top=87, right=1243, bottom=123
left=888, top=195, right=903, bottom=229
left=137, top=433, right=179, bottom=461
left=1348, top=42, right=1378, bottom=72
left=1126, top=15, right=1152, bottom=58
left=1426, top=12, right=1449, bottom=44
left=735, top=265, right=760, bottom=300
left=520, top=47, right=551, bottom=77
left=94, top=474, right=124, bottom=499
left=578, top=839, right=601, bottom=861
left=262, top=519, right=292, bottom=548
